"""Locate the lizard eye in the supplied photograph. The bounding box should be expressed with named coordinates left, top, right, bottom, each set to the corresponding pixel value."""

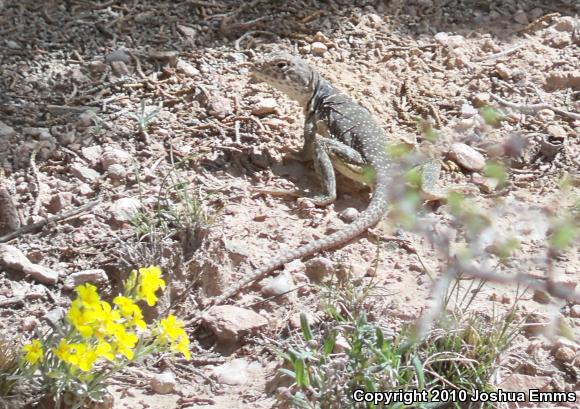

left=276, top=62, right=287, bottom=69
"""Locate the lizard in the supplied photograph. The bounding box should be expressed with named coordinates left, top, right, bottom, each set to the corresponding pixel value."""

left=207, top=53, right=444, bottom=307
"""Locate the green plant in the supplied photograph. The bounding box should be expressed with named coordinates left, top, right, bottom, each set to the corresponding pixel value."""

left=17, top=266, right=190, bottom=409
left=129, top=100, right=162, bottom=133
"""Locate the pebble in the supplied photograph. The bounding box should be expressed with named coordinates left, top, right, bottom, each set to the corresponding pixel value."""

left=72, top=163, right=100, bottom=182
left=338, top=207, right=359, bottom=223
left=434, top=32, right=465, bottom=48
left=202, top=305, right=268, bottom=343
left=532, top=289, right=551, bottom=304
left=106, top=164, right=127, bottom=181
left=461, top=103, right=478, bottom=118
left=206, top=95, right=233, bottom=120
left=546, top=124, right=567, bottom=139
left=110, top=61, right=130, bottom=76
left=261, top=272, right=294, bottom=298
left=252, top=98, right=278, bottom=116
left=101, top=147, right=131, bottom=170
left=0, top=121, right=15, bottom=138
left=81, top=146, right=103, bottom=166
left=0, top=244, right=59, bottom=285
left=570, top=305, right=580, bottom=318
left=513, top=10, right=529, bottom=25
left=109, top=197, right=141, bottom=223
left=176, top=59, right=199, bottom=77
left=304, top=256, right=334, bottom=282
left=177, top=24, right=196, bottom=39
left=553, top=16, right=578, bottom=33
left=536, top=109, right=555, bottom=122
left=212, top=359, right=250, bottom=385
left=495, top=63, right=511, bottom=80
left=105, top=49, right=130, bottom=63
left=553, top=346, right=576, bottom=364
left=48, top=192, right=73, bottom=213
left=63, top=269, right=108, bottom=290
left=448, top=143, right=486, bottom=172
left=472, top=92, right=491, bottom=108
left=333, top=334, right=351, bottom=353
left=311, top=42, right=328, bottom=56
left=150, top=371, right=176, bottom=394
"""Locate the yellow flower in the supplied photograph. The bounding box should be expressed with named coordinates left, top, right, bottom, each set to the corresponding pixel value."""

left=112, top=326, right=138, bottom=360
left=136, top=266, right=165, bottom=306
left=67, top=299, right=96, bottom=337
left=91, top=301, right=121, bottom=339
left=113, top=295, right=146, bottom=330
left=22, top=339, right=44, bottom=365
left=75, top=283, right=100, bottom=308
left=95, top=340, right=115, bottom=361
left=158, top=315, right=190, bottom=360
left=54, top=339, right=72, bottom=362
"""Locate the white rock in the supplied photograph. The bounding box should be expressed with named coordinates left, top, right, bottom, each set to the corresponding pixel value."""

left=252, top=98, right=278, bottom=116
left=48, top=192, right=73, bottom=213
left=109, top=197, right=141, bottom=223
left=570, top=305, right=580, bottom=318
left=72, top=163, right=100, bottom=182
left=553, top=346, right=576, bottom=363
left=212, top=358, right=250, bottom=385
left=106, top=164, right=127, bottom=181
left=339, top=207, right=359, bottom=223
left=261, top=272, right=295, bottom=297
left=202, top=305, right=268, bottom=343
left=461, top=103, right=478, bottom=118
left=304, top=256, right=334, bottom=282
left=64, top=269, right=108, bottom=290
left=81, top=145, right=103, bottom=166
left=333, top=334, right=351, bottom=353
left=0, top=121, right=15, bottom=138
left=311, top=42, right=328, bottom=56
left=149, top=371, right=176, bottom=394
left=553, top=16, right=578, bottom=33
left=176, top=59, right=200, bottom=77
left=434, top=32, right=464, bottom=48
left=495, top=63, right=511, bottom=80
left=0, top=244, right=59, bottom=285
left=448, top=143, right=486, bottom=172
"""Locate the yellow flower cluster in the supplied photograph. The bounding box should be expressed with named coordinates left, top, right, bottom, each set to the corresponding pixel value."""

left=157, top=315, right=191, bottom=360
left=20, top=266, right=190, bottom=374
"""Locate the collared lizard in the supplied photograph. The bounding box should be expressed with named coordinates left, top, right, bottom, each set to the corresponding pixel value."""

left=208, top=53, right=445, bottom=306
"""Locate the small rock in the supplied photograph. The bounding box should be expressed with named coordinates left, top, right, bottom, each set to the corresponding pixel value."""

left=536, top=109, right=555, bottom=122
left=553, top=346, right=576, bottom=363
left=252, top=98, right=278, bottom=116
left=513, top=10, right=529, bottom=25
left=448, top=143, right=486, bottom=172
left=212, top=359, right=249, bottom=385
left=0, top=244, right=59, bottom=285
left=553, top=16, right=578, bottom=33
left=106, top=164, right=127, bottom=181
left=72, top=163, right=100, bottom=182
left=0, top=121, right=15, bottom=138
left=81, top=146, right=103, bottom=166
left=110, top=61, right=130, bottom=76
left=109, top=197, right=141, bottom=224
left=101, top=148, right=131, bottom=170
left=338, top=207, right=359, bottom=223
left=149, top=371, right=176, bottom=394
left=105, top=49, right=130, bottom=63
left=48, top=192, right=73, bottom=213
left=64, top=269, right=108, bottom=290
left=87, top=61, right=107, bottom=74
left=333, top=334, right=350, bottom=353
left=546, top=124, right=567, bottom=139
left=149, top=50, right=179, bottom=66
left=176, top=59, right=199, bottom=77
left=304, top=256, right=334, bottom=282
left=532, top=289, right=551, bottom=304
left=570, top=305, right=580, bottom=318
left=261, top=272, right=294, bottom=298
left=498, top=373, right=551, bottom=392
left=177, top=24, right=196, bottom=39
left=461, top=103, right=478, bottom=118
left=206, top=95, right=232, bottom=120
left=544, top=31, right=572, bottom=49
left=202, top=305, right=268, bottom=343
left=311, top=42, right=328, bottom=56
left=472, top=92, right=491, bottom=108
left=495, top=63, right=511, bottom=80
left=5, top=40, right=20, bottom=49
left=434, top=32, right=465, bottom=48
left=76, top=111, right=98, bottom=129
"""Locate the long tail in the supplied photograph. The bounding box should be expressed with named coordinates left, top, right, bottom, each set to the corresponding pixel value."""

left=208, top=173, right=391, bottom=306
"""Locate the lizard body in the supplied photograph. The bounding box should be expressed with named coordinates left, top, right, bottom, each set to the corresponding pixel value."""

left=209, top=53, right=420, bottom=306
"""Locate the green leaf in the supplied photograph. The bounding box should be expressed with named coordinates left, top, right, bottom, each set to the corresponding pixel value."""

left=322, top=331, right=337, bottom=357
left=412, top=356, right=425, bottom=390
left=294, top=358, right=309, bottom=387
left=300, top=313, right=313, bottom=342
left=480, top=105, right=504, bottom=126
left=484, top=162, right=507, bottom=185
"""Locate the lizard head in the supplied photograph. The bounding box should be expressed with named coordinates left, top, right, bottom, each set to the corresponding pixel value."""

left=251, top=53, right=315, bottom=104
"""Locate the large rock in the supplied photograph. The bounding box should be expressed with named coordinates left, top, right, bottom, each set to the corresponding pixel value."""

left=202, top=305, right=268, bottom=343
left=0, top=244, right=59, bottom=285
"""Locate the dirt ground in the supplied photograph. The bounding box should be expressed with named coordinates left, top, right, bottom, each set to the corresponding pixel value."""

left=0, top=0, right=579, bottom=408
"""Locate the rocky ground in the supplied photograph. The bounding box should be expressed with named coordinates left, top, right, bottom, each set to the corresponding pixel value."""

left=0, top=0, right=579, bottom=408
